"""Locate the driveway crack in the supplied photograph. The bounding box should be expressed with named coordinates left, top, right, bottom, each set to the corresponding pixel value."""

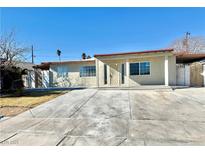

left=0, top=133, right=18, bottom=144
left=56, top=119, right=83, bottom=146
left=128, top=90, right=132, bottom=120
left=117, top=138, right=127, bottom=146
left=68, top=90, right=98, bottom=118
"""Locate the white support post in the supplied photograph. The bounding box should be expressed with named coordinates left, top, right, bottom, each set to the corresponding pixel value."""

left=126, top=59, right=130, bottom=87
left=165, top=55, right=169, bottom=86
left=107, top=65, right=111, bottom=86
left=118, top=64, right=120, bottom=87
left=95, top=58, right=99, bottom=87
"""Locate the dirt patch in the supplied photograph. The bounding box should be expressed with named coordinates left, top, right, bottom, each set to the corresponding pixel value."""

left=0, top=106, right=30, bottom=117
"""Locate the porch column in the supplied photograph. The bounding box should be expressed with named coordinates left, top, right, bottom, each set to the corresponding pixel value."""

left=95, top=58, right=99, bottom=87
left=164, top=55, right=169, bottom=86
left=126, top=59, right=130, bottom=86
left=107, top=65, right=111, bottom=86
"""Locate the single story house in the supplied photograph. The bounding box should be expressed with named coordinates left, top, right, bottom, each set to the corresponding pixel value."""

left=35, top=48, right=205, bottom=88
left=37, top=48, right=177, bottom=87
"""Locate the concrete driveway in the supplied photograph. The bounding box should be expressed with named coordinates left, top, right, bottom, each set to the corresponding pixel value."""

left=0, top=88, right=205, bottom=146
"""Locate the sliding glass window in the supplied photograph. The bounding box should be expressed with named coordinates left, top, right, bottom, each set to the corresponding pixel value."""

left=130, top=62, right=150, bottom=75
left=80, top=66, right=96, bottom=77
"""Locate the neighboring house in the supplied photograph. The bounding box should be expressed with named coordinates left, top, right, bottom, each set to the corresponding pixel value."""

left=15, top=62, right=36, bottom=88
left=0, top=60, right=37, bottom=90
left=16, top=61, right=49, bottom=89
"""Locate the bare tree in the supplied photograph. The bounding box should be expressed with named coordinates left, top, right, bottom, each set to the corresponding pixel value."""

left=170, top=34, right=205, bottom=53
left=0, top=31, right=29, bottom=65
left=0, top=31, right=30, bottom=92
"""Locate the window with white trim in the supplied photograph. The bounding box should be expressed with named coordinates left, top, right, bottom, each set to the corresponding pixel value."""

left=80, top=66, right=96, bottom=77
left=130, top=62, right=150, bottom=75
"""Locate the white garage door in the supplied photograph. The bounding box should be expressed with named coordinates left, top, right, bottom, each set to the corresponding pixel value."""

left=176, top=64, right=190, bottom=86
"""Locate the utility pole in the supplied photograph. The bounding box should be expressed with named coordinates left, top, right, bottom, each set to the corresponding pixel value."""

left=31, top=45, right=34, bottom=64
left=184, top=32, right=191, bottom=52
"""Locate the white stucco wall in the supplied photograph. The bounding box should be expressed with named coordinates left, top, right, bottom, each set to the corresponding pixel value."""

left=42, top=70, right=50, bottom=88
left=50, top=62, right=96, bottom=87
left=128, top=57, right=165, bottom=86
left=128, top=56, right=176, bottom=86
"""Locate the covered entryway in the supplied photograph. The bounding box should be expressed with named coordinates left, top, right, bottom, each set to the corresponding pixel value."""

left=95, top=49, right=175, bottom=87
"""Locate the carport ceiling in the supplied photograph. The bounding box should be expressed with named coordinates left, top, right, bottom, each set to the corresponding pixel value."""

left=176, top=53, right=205, bottom=63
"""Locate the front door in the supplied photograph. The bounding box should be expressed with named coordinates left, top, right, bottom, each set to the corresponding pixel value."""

left=110, top=63, right=119, bottom=86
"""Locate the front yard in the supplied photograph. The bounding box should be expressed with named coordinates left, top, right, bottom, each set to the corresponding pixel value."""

left=0, top=90, right=69, bottom=117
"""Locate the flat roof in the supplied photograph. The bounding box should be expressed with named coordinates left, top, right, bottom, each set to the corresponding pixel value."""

left=94, top=48, right=174, bottom=57
left=41, top=59, right=95, bottom=65
left=34, top=59, right=95, bottom=70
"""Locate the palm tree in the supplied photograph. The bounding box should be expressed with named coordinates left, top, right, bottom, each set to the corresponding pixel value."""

left=82, top=52, right=86, bottom=60
left=57, top=49, right=61, bottom=61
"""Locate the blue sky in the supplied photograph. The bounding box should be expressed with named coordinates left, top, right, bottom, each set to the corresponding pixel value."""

left=1, top=7, right=205, bottom=64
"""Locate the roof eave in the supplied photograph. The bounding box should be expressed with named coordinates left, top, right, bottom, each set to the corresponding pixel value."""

left=94, top=48, right=174, bottom=57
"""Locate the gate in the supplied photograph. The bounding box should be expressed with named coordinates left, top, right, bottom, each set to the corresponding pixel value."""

left=176, top=64, right=190, bottom=86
